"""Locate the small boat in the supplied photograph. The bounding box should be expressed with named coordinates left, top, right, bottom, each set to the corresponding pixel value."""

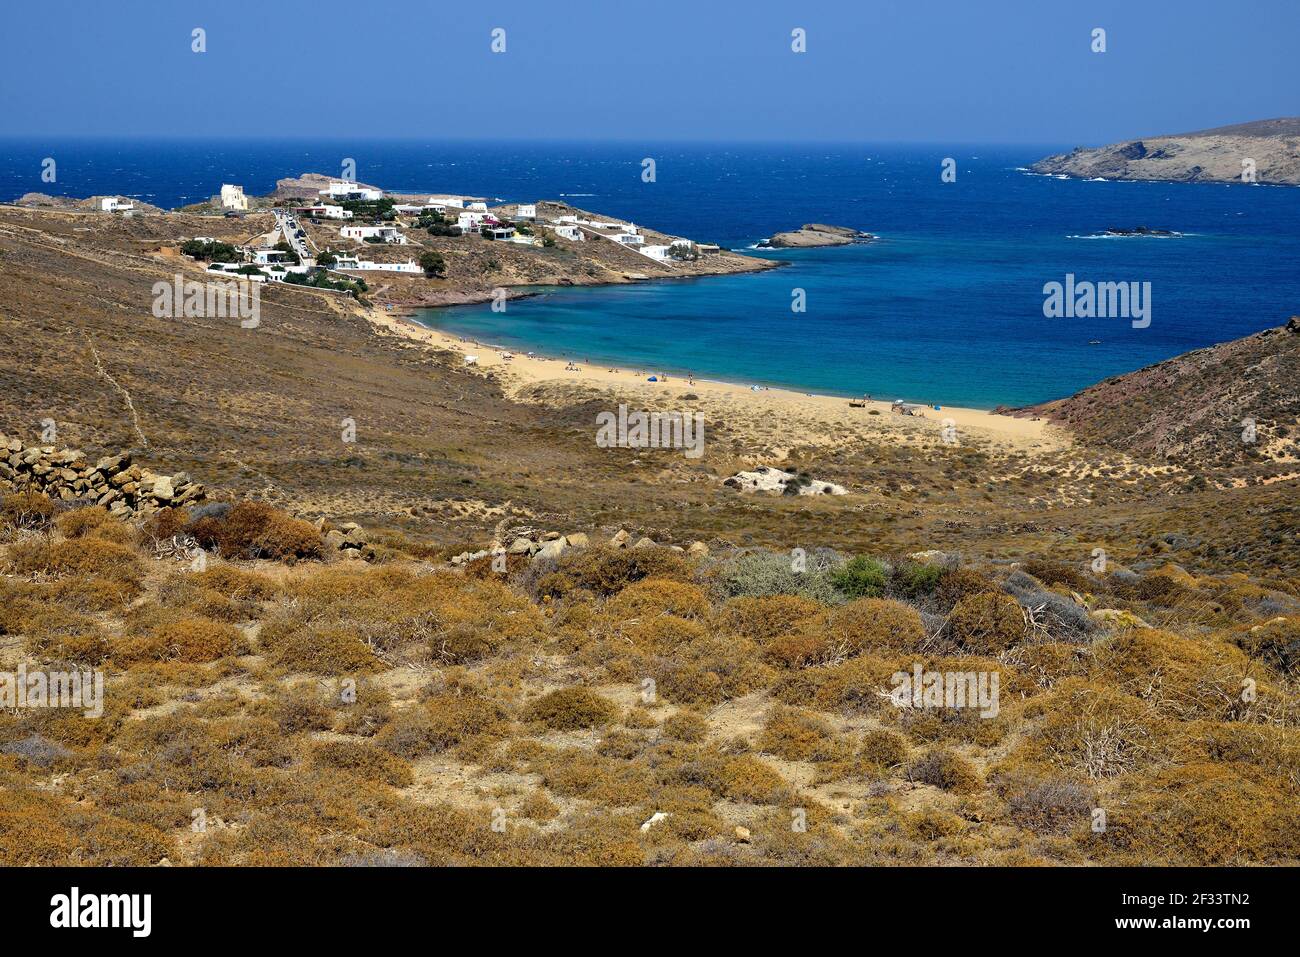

left=1088, top=339, right=1102, bottom=345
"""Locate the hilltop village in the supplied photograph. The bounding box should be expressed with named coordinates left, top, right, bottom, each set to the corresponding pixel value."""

left=42, top=173, right=776, bottom=308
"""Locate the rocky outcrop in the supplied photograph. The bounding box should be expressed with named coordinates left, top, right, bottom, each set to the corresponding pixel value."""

left=1030, top=117, right=1300, bottom=185
left=320, top=520, right=374, bottom=561
left=1010, top=318, right=1300, bottom=467
left=758, top=224, right=875, bottom=248
left=0, top=433, right=205, bottom=516
left=447, top=527, right=709, bottom=565
left=723, top=466, right=846, bottom=496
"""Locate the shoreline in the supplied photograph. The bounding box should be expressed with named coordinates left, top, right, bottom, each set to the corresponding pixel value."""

left=362, top=305, right=1065, bottom=452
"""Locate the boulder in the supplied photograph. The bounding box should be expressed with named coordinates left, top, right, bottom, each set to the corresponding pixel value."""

left=565, top=532, right=589, bottom=548
left=535, top=538, right=568, bottom=561
left=507, top=537, right=534, bottom=555
left=687, top=541, right=710, bottom=557
left=150, top=476, right=175, bottom=501
left=632, top=537, right=657, bottom=550
left=609, top=529, right=631, bottom=548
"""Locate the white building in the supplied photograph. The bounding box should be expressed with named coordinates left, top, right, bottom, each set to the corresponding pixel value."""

left=612, top=231, right=644, bottom=246
left=301, top=204, right=353, bottom=219
left=515, top=203, right=536, bottom=220
left=553, top=223, right=584, bottom=241
left=466, top=200, right=488, bottom=212
left=394, top=203, right=448, bottom=217
left=482, top=225, right=516, bottom=240
left=251, top=247, right=296, bottom=265
left=100, top=196, right=133, bottom=212
left=320, top=181, right=384, bottom=201
left=220, top=184, right=249, bottom=211
left=340, top=225, right=407, bottom=244
left=331, top=257, right=421, bottom=273
left=640, top=244, right=671, bottom=260
left=457, top=211, right=487, bottom=233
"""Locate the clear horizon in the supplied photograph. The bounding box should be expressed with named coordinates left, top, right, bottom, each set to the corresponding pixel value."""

left=4, top=0, right=1296, bottom=144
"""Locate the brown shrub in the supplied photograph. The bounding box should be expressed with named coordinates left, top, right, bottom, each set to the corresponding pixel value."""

left=560, top=546, right=693, bottom=596
left=523, top=687, right=617, bottom=730
left=652, top=634, right=772, bottom=706
left=936, top=567, right=998, bottom=608
left=190, top=501, right=322, bottom=562
left=621, top=614, right=707, bottom=654
left=55, top=506, right=135, bottom=544
left=6, top=536, right=143, bottom=584
left=907, top=747, right=983, bottom=793
left=1011, top=679, right=1166, bottom=780
left=1233, top=618, right=1299, bottom=677
left=261, top=619, right=380, bottom=674
left=771, top=654, right=902, bottom=714
left=823, top=598, right=925, bottom=655
left=1, top=491, right=54, bottom=529
left=1085, top=762, right=1300, bottom=865
left=661, top=710, right=709, bottom=743
left=948, top=592, right=1024, bottom=654
left=858, top=728, right=910, bottom=768
left=606, top=577, right=710, bottom=620
left=117, top=616, right=246, bottom=663
left=1091, top=628, right=1254, bottom=720
left=758, top=706, right=846, bottom=762
left=192, top=565, right=277, bottom=601
left=312, top=740, right=413, bottom=787
left=715, top=594, right=826, bottom=642
left=716, top=754, right=790, bottom=804
left=1019, top=560, right=1092, bottom=592
left=762, top=627, right=836, bottom=669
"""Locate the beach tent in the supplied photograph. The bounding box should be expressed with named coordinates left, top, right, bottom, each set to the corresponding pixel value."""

left=648, top=376, right=658, bottom=381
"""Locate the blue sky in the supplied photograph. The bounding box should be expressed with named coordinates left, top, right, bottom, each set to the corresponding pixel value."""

left=3, top=0, right=1296, bottom=143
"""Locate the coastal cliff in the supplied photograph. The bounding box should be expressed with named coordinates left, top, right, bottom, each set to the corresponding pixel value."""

left=1031, top=117, right=1300, bottom=185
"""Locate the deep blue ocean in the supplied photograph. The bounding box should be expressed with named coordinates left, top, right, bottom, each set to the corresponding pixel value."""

left=4, top=138, right=1297, bottom=408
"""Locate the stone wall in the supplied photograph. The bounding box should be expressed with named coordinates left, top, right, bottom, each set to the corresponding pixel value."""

left=0, top=433, right=205, bottom=517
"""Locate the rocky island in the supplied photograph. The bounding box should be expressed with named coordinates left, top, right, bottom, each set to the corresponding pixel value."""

left=1031, top=116, right=1300, bottom=185
left=758, top=223, right=876, bottom=248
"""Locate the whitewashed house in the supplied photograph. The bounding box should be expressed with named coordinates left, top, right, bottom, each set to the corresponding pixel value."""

left=220, top=184, right=249, bottom=211
left=332, top=257, right=421, bottom=273
left=640, top=244, right=670, bottom=260
left=613, top=231, right=645, bottom=246
left=515, top=203, right=536, bottom=220
left=320, top=181, right=383, bottom=201
left=457, top=211, right=487, bottom=233
left=466, top=200, right=488, bottom=212
left=302, top=204, right=353, bottom=219
left=553, top=223, right=584, bottom=241
left=100, top=196, right=134, bottom=212
left=340, top=225, right=407, bottom=244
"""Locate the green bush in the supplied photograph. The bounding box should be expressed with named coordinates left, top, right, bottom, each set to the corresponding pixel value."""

left=830, top=556, right=890, bottom=598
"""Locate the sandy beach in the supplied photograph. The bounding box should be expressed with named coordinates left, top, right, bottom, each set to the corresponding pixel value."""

left=363, top=305, right=1067, bottom=456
